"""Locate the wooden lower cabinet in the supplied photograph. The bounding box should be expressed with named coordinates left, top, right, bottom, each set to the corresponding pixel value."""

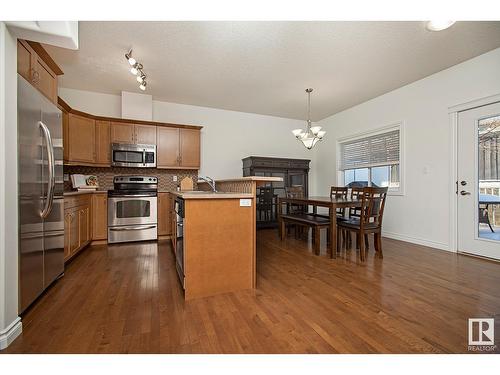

left=91, top=193, right=108, bottom=240
left=158, top=192, right=172, bottom=237
left=64, top=194, right=92, bottom=262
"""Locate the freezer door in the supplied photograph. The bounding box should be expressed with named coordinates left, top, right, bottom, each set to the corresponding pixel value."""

left=18, top=75, right=44, bottom=312
left=41, top=95, right=64, bottom=287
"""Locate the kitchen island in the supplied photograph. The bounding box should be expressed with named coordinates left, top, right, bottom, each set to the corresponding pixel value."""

left=173, top=176, right=282, bottom=300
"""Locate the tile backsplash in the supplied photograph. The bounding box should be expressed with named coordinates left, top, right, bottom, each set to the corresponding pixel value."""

left=64, top=166, right=198, bottom=192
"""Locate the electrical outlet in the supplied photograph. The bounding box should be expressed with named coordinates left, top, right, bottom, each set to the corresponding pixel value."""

left=173, top=175, right=178, bottom=182
left=63, top=173, right=69, bottom=182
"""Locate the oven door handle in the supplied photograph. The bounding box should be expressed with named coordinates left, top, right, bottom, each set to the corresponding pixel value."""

left=109, top=225, right=156, bottom=231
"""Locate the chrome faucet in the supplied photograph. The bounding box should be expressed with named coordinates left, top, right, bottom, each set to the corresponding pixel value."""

left=198, top=176, right=217, bottom=192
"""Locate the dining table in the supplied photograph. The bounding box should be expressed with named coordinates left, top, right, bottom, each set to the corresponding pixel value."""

left=277, top=195, right=363, bottom=258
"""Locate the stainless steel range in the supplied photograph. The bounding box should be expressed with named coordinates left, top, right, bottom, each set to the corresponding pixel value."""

left=108, top=176, right=158, bottom=243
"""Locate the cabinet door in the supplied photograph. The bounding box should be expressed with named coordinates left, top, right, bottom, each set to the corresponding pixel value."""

left=92, top=194, right=108, bottom=240
left=69, top=211, right=80, bottom=255
left=17, top=40, right=34, bottom=82
left=180, top=129, right=200, bottom=169
left=35, top=57, right=58, bottom=103
left=135, top=124, right=157, bottom=145
left=68, top=114, right=96, bottom=163
left=64, top=211, right=71, bottom=260
left=111, top=122, right=135, bottom=144
left=157, top=127, right=180, bottom=168
left=157, top=193, right=172, bottom=236
left=95, top=120, right=111, bottom=165
left=79, top=206, right=90, bottom=246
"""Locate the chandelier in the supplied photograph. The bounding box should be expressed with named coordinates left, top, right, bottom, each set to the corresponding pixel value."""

left=292, top=88, right=326, bottom=149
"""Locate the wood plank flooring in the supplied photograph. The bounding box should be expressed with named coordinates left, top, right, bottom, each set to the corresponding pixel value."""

left=3, top=229, right=500, bottom=353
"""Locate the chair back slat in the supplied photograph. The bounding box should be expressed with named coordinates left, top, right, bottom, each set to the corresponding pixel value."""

left=360, top=187, right=388, bottom=227
left=285, top=186, right=305, bottom=214
left=349, top=187, right=365, bottom=218
left=330, top=186, right=348, bottom=215
left=285, top=186, right=304, bottom=199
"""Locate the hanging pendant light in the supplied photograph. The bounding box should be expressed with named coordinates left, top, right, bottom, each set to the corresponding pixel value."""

left=292, top=88, right=325, bottom=149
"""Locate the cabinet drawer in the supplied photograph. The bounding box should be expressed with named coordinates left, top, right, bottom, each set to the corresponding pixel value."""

left=252, top=160, right=274, bottom=168
left=64, top=194, right=92, bottom=210
left=273, top=161, right=290, bottom=168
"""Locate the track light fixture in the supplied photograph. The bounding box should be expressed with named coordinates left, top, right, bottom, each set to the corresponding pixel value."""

left=125, top=49, right=147, bottom=91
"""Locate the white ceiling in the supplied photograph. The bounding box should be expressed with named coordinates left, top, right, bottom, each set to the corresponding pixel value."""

left=45, top=21, right=500, bottom=121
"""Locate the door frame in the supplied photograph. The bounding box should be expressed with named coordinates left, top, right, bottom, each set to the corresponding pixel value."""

left=448, top=92, right=500, bottom=253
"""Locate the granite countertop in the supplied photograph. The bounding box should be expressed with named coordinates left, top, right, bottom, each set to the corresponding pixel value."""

left=63, top=190, right=108, bottom=196
left=198, top=176, right=283, bottom=183
left=171, top=191, right=254, bottom=199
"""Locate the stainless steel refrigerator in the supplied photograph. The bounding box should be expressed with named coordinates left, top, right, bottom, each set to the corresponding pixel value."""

left=18, top=74, right=64, bottom=313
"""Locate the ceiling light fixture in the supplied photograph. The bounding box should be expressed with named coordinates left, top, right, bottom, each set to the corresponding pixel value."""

left=425, top=20, right=456, bottom=31
left=125, top=49, right=148, bottom=91
left=292, top=88, right=326, bottom=150
left=136, top=73, right=146, bottom=83
left=125, top=50, right=136, bottom=66
left=130, top=63, right=142, bottom=76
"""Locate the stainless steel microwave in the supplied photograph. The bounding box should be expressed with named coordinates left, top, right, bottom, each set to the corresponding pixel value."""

left=111, top=143, right=156, bottom=168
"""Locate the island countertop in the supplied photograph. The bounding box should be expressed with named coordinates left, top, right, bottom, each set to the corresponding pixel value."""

left=171, top=191, right=254, bottom=199
left=199, top=176, right=283, bottom=183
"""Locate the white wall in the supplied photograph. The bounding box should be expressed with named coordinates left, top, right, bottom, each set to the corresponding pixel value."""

left=315, top=47, right=500, bottom=251
left=58, top=87, right=315, bottom=179
left=0, top=21, right=21, bottom=349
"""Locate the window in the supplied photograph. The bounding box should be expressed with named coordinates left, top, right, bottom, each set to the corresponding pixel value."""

left=339, top=125, right=402, bottom=193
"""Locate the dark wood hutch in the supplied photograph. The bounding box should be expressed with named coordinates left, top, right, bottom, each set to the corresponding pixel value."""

left=242, top=156, right=311, bottom=228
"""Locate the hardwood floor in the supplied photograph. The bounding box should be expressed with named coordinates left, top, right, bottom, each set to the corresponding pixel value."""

left=3, top=229, right=500, bottom=353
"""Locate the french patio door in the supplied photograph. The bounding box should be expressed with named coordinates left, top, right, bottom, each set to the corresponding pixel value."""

left=457, top=101, right=500, bottom=260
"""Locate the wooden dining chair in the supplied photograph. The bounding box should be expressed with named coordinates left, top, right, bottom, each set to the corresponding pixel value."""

left=346, top=186, right=369, bottom=250
left=257, top=187, right=274, bottom=222
left=337, top=187, right=388, bottom=261
left=284, top=186, right=307, bottom=238
left=328, top=186, right=349, bottom=246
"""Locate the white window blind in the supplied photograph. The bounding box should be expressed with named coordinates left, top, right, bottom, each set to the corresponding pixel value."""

left=340, top=129, right=400, bottom=170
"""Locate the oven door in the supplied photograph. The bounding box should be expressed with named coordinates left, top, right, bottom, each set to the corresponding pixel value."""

left=108, top=196, right=157, bottom=226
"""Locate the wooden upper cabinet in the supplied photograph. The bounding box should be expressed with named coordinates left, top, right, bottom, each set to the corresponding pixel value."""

left=17, top=40, right=33, bottom=82
left=111, top=122, right=135, bottom=144
left=95, top=120, right=111, bottom=165
left=62, top=109, right=69, bottom=162
left=135, top=124, right=157, bottom=145
left=111, top=122, right=156, bottom=145
left=35, top=57, right=58, bottom=103
left=180, top=129, right=200, bottom=168
left=157, top=127, right=180, bottom=168
left=67, top=113, right=96, bottom=164
left=17, top=39, right=62, bottom=105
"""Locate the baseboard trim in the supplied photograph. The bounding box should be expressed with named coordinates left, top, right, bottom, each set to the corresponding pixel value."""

left=0, top=317, right=22, bottom=350
left=90, top=239, right=108, bottom=245
left=382, top=231, right=453, bottom=252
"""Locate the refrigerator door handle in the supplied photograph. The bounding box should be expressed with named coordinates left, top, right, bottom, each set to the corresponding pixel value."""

left=39, top=120, right=55, bottom=218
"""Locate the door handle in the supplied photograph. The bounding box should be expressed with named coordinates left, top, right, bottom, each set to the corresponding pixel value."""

left=39, top=121, right=55, bottom=218
left=109, top=225, right=156, bottom=231
left=460, top=190, right=471, bottom=196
